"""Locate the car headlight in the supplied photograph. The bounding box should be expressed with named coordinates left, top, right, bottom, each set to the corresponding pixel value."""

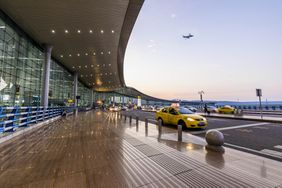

left=187, top=117, right=195, bottom=122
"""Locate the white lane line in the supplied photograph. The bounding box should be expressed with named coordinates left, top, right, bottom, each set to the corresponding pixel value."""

left=261, top=149, right=282, bottom=158
left=192, top=122, right=270, bottom=135
left=225, top=143, right=282, bottom=160
left=213, top=122, right=269, bottom=131
left=274, top=145, right=282, bottom=150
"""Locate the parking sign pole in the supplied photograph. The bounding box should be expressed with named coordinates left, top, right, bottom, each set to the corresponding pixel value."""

left=256, top=89, right=263, bottom=119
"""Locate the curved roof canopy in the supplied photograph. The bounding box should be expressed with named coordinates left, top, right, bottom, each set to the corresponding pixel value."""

left=0, top=0, right=144, bottom=91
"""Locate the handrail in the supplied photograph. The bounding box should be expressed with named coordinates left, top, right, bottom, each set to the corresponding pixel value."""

left=0, top=106, right=86, bottom=133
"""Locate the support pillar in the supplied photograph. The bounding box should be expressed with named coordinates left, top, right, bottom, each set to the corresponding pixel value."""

left=41, top=44, right=52, bottom=109
left=73, top=72, right=78, bottom=107
left=91, top=90, right=94, bottom=108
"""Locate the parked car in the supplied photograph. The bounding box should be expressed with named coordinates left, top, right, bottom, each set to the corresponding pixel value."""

left=156, top=107, right=207, bottom=129
left=207, top=106, right=218, bottom=113
left=184, top=106, right=197, bottom=113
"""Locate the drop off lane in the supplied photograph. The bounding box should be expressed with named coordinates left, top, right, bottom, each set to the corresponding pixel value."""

left=121, top=110, right=282, bottom=161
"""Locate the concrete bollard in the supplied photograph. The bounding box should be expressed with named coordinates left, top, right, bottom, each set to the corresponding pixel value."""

left=129, top=116, right=132, bottom=124
left=205, top=130, right=225, bottom=153
left=145, top=118, right=148, bottom=136
left=178, top=124, right=182, bottom=142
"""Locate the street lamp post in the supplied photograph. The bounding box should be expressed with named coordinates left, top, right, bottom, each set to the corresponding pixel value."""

left=198, top=91, right=204, bottom=108
left=198, top=91, right=204, bottom=102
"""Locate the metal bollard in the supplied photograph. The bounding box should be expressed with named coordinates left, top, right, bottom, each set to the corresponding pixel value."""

left=178, top=124, right=182, bottom=142
left=136, top=117, right=139, bottom=132
left=129, top=116, right=132, bottom=124
left=145, top=118, right=148, bottom=136
left=158, top=120, right=162, bottom=139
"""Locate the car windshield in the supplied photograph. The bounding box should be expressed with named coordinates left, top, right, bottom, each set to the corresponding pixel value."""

left=178, top=107, right=194, bottom=114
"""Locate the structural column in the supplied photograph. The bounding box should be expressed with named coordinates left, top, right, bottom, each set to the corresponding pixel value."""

left=73, top=72, right=78, bottom=107
left=41, top=44, right=52, bottom=109
left=91, top=90, right=94, bottom=108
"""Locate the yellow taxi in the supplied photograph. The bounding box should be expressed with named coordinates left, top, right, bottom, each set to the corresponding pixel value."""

left=218, top=105, right=235, bottom=114
left=156, top=107, right=207, bottom=129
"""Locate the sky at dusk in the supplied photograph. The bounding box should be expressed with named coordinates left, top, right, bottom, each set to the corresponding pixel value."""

left=124, top=0, right=282, bottom=101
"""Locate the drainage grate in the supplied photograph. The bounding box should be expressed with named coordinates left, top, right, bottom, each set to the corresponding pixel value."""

left=149, top=154, right=192, bottom=175
left=176, top=170, right=221, bottom=187
left=135, top=144, right=162, bottom=157
left=124, top=138, right=146, bottom=147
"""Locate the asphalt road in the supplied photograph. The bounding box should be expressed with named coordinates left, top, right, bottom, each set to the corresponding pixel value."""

left=121, top=110, right=282, bottom=162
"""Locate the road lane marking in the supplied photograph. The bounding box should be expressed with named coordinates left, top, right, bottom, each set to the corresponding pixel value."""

left=274, top=145, right=282, bottom=150
left=225, top=143, right=282, bottom=160
left=191, top=122, right=269, bottom=135
left=261, top=149, right=282, bottom=158
left=236, top=129, right=253, bottom=133
left=252, top=126, right=269, bottom=130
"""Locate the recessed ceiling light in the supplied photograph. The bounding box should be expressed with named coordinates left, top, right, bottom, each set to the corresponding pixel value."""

left=101, top=52, right=104, bottom=55
left=97, top=65, right=100, bottom=67
left=77, top=30, right=81, bottom=33
left=108, top=51, right=111, bottom=54
left=108, top=64, right=111, bottom=66
left=51, top=29, right=55, bottom=33
left=101, top=30, right=104, bottom=34
left=85, top=65, right=87, bottom=68
left=111, top=30, right=115, bottom=33
left=91, top=65, right=94, bottom=67
left=103, top=64, right=105, bottom=66
left=89, top=30, right=93, bottom=34
left=65, top=30, right=69, bottom=33
left=60, top=55, right=63, bottom=58
left=81, top=75, right=83, bottom=77
left=72, top=66, right=75, bottom=69
left=85, top=53, right=88, bottom=56
left=90, top=74, right=93, bottom=77
left=78, top=66, right=81, bottom=68
left=93, top=52, right=96, bottom=55
left=69, top=54, right=72, bottom=57
left=77, top=53, right=80, bottom=56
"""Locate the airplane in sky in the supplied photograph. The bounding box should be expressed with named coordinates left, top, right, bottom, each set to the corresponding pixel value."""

left=182, top=33, right=194, bottom=39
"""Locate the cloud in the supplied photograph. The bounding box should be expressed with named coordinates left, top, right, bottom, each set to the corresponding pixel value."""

left=171, top=13, right=176, bottom=19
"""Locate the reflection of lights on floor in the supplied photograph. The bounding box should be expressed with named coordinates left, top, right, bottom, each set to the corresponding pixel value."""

left=97, top=111, right=102, bottom=116
left=186, top=143, right=194, bottom=150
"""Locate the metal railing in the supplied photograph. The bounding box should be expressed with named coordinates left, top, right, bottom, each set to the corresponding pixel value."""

left=0, top=106, right=80, bottom=133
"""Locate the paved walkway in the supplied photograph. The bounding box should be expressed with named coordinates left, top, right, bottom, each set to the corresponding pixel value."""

left=0, top=110, right=281, bottom=187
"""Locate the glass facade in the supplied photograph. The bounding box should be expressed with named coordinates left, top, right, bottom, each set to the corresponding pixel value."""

left=0, top=15, right=92, bottom=107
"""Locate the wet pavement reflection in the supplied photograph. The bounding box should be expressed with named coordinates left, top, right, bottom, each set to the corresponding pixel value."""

left=0, top=110, right=281, bottom=188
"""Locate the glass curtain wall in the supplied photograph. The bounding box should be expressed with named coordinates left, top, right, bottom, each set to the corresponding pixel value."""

left=0, top=17, right=43, bottom=106
left=77, top=82, right=92, bottom=106
left=49, top=60, right=74, bottom=106
left=0, top=16, right=92, bottom=107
